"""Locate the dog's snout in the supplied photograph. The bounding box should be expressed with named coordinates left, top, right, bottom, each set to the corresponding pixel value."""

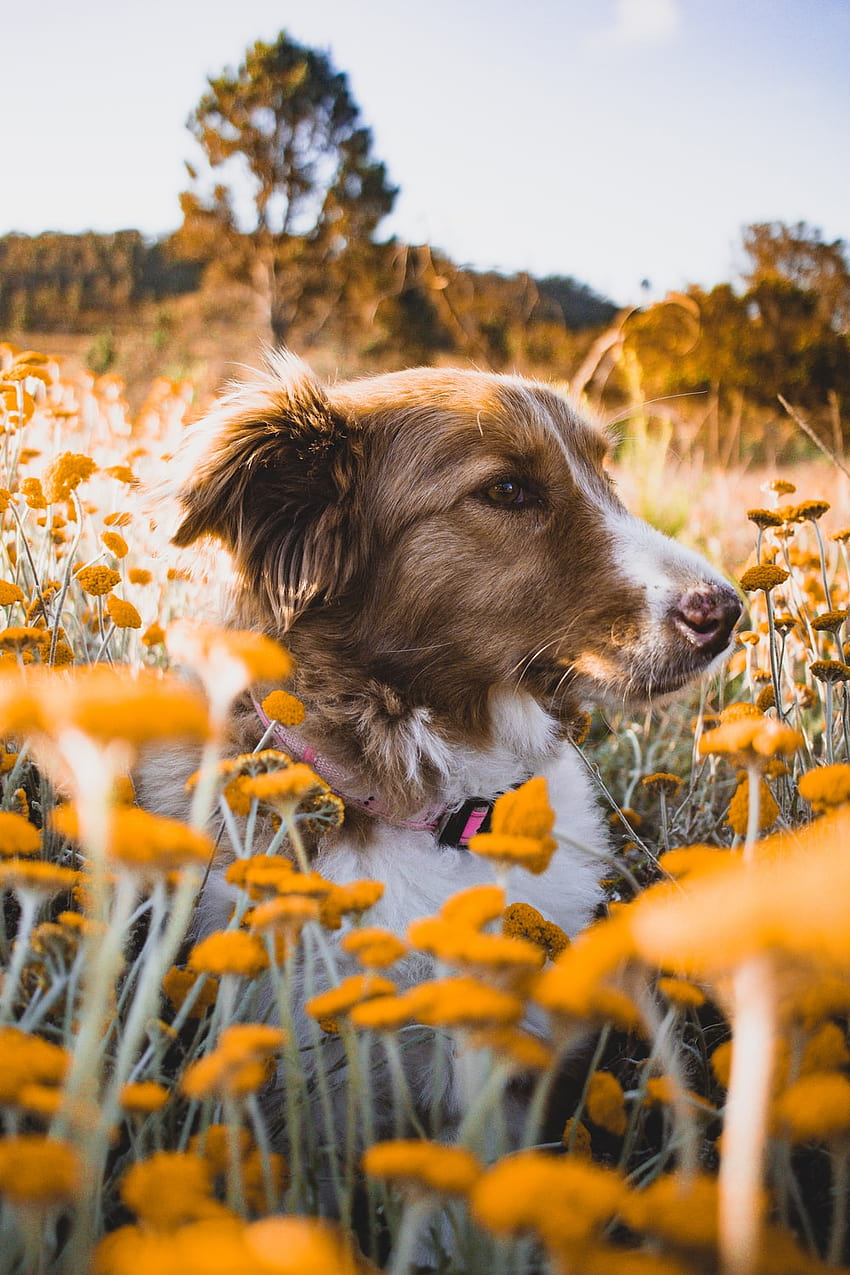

left=671, top=584, right=742, bottom=656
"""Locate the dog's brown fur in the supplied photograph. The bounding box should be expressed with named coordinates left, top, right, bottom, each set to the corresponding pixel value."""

left=156, top=354, right=738, bottom=837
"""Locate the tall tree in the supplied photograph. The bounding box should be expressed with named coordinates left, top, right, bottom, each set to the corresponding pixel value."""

left=742, top=221, right=850, bottom=333
left=177, top=33, right=397, bottom=343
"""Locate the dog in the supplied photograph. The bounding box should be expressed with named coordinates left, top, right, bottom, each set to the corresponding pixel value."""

left=138, top=350, right=740, bottom=1125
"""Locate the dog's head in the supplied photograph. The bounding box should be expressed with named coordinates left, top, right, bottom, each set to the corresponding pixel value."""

left=173, top=353, right=740, bottom=725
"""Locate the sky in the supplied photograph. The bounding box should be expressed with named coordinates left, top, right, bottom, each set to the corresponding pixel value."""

left=3, top=0, right=850, bottom=305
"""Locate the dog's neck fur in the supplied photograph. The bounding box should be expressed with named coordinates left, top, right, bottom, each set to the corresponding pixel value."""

left=226, top=589, right=573, bottom=825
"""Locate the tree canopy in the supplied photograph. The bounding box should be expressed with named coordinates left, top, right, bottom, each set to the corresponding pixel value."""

left=177, top=32, right=397, bottom=341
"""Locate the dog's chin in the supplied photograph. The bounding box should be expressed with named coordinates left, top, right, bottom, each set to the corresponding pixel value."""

left=544, top=638, right=737, bottom=712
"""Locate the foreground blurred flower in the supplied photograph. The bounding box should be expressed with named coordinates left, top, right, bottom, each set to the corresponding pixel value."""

left=0, top=665, right=209, bottom=749
left=166, top=621, right=293, bottom=724
left=798, top=762, right=850, bottom=812
left=119, top=1152, right=227, bottom=1230
left=774, top=1072, right=850, bottom=1144
left=471, top=1150, right=625, bottom=1250
left=53, top=804, right=213, bottom=873
left=0, top=1028, right=69, bottom=1103
left=0, top=810, right=41, bottom=857
left=188, top=930, right=269, bottom=979
left=362, top=1140, right=482, bottom=1197
left=180, top=1024, right=285, bottom=1101
left=0, top=1134, right=81, bottom=1205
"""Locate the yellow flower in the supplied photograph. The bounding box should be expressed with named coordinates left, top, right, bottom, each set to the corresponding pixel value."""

left=190, top=1124, right=253, bottom=1174
left=226, top=857, right=331, bottom=901
left=246, top=1216, right=374, bottom=1275
left=120, top=1081, right=170, bottom=1113
left=809, top=659, right=850, bottom=684
left=470, top=1025, right=553, bottom=1072
left=162, top=966, right=219, bottom=1018
left=738, top=564, right=789, bottom=592
left=0, top=810, right=41, bottom=857
left=467, top=832, right=556, bottom=875
left=119, top=1152, right=225, bottom=1231
left=811, top=609, right=848, bottom=633
left=142, top=622, right=166, bottom=647
left=218, top=1023, right=286, bottom=1060
left=0, top=581, right=24, bottom=606
left=305, top=973, right=397, bottom=1022
left=249, top=894, right=320, bottom=939
left=747, top=508, right=784, bottom=529
left=95, top=460, right=135, bottom=484
left=42, top=452, right=97, bottom=503
left=0, top=625, right=46, bottom=651
left=800, top=1022, right=850, bottom=1075
left=794, top=499, right=830, bottom=521
left=640, top=772, right=683, bottom=797
left=101, top=530, right=129, bottom=558
left=471, top=1151, right=625, bottom=1246
left=241, top=765, right=329, bottom=809
left=619, top=1172, right=725, bottom=1248
left=128, top=567, right=153, bottom=585
left=502, top=901, right=569, bottom=961
left=261, top=689, right=306, bottom=727
left=320, top=880, right=384, bottom=929
left=340, top=927, right=408, bottom=968
left=0, top=1028, right=69, bottom=1103
left=532, top=917, right=641, bottom=1031
left=362, top=1140, right=482, bottom=1197
left=20, top=477, right=47, bottom=509
left=774, top=1072, right=850, bottom=1144
left=106, top=595, right=142, bottom=629
left=440, top=883, right=505, bottom=930
left=586, top=1070, right=628, bottom=1136
left=75, top=565, right=122, bottom=596
left=0, top=1135, right=81, bottom=1205
left=726, top=774, right=779, bottom=836
left=166, top=621, right=293, bottom=691
left=405, top=975, right=524, bottom=1029
left=349, top=994, right=415, bottom=1032
left=188, top=930, right=269, bottom=978
left=468, top=778, right=557, bottom=873
left=180, top=1025, right=284, bottom=1101
left=656, top=976, right=706, bottom=1009
left=407, top=917, right=544, bottom=981
left=698, top=716, right=802, bottom=765
left=52, top=805, right=213, bottom=873
left=628, top=806, right=850, bottom=973
left=657, top=844, right=731, bottom=879
left=0, top=859, right=79, bottom=897
left=491, top=776, right=555, bottom=838
left=0, top=666, right=209, bottom=747
left=561, top=1117, right=593, bottom=1155
left=92, top=1219, right=249, bottom=1275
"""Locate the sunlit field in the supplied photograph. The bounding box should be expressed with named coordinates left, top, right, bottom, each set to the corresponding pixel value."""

left=1, top=342, right=849, bottom=1275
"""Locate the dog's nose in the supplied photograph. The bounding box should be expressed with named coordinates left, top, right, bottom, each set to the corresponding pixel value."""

left=671, top=584, right=742, bottom=655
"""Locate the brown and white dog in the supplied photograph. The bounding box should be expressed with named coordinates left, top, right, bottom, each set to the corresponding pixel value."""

left=142, top=351, right=740, bottom=964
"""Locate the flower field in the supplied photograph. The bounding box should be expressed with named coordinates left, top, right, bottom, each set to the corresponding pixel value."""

left=1, top=341, right=850, bottom=1275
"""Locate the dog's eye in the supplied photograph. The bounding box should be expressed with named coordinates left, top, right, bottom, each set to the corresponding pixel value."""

left=483, top=479, right=532, bottom=507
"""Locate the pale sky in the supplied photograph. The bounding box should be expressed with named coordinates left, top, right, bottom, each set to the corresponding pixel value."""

left=3, top=0, right=849, bottom=305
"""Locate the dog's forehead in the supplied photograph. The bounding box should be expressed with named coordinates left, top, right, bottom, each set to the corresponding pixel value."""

left=336, top=369, right=606, bottom=470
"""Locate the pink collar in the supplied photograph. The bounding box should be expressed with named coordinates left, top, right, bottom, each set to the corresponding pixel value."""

left=252, top=698, right=494, bottom=847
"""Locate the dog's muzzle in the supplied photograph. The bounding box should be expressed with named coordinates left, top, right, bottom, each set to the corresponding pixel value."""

left=669, top=584, right=742, bottom=658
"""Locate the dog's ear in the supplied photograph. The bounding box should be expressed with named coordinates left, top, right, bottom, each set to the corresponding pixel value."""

left=172, top=353, right=362, bottom=627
